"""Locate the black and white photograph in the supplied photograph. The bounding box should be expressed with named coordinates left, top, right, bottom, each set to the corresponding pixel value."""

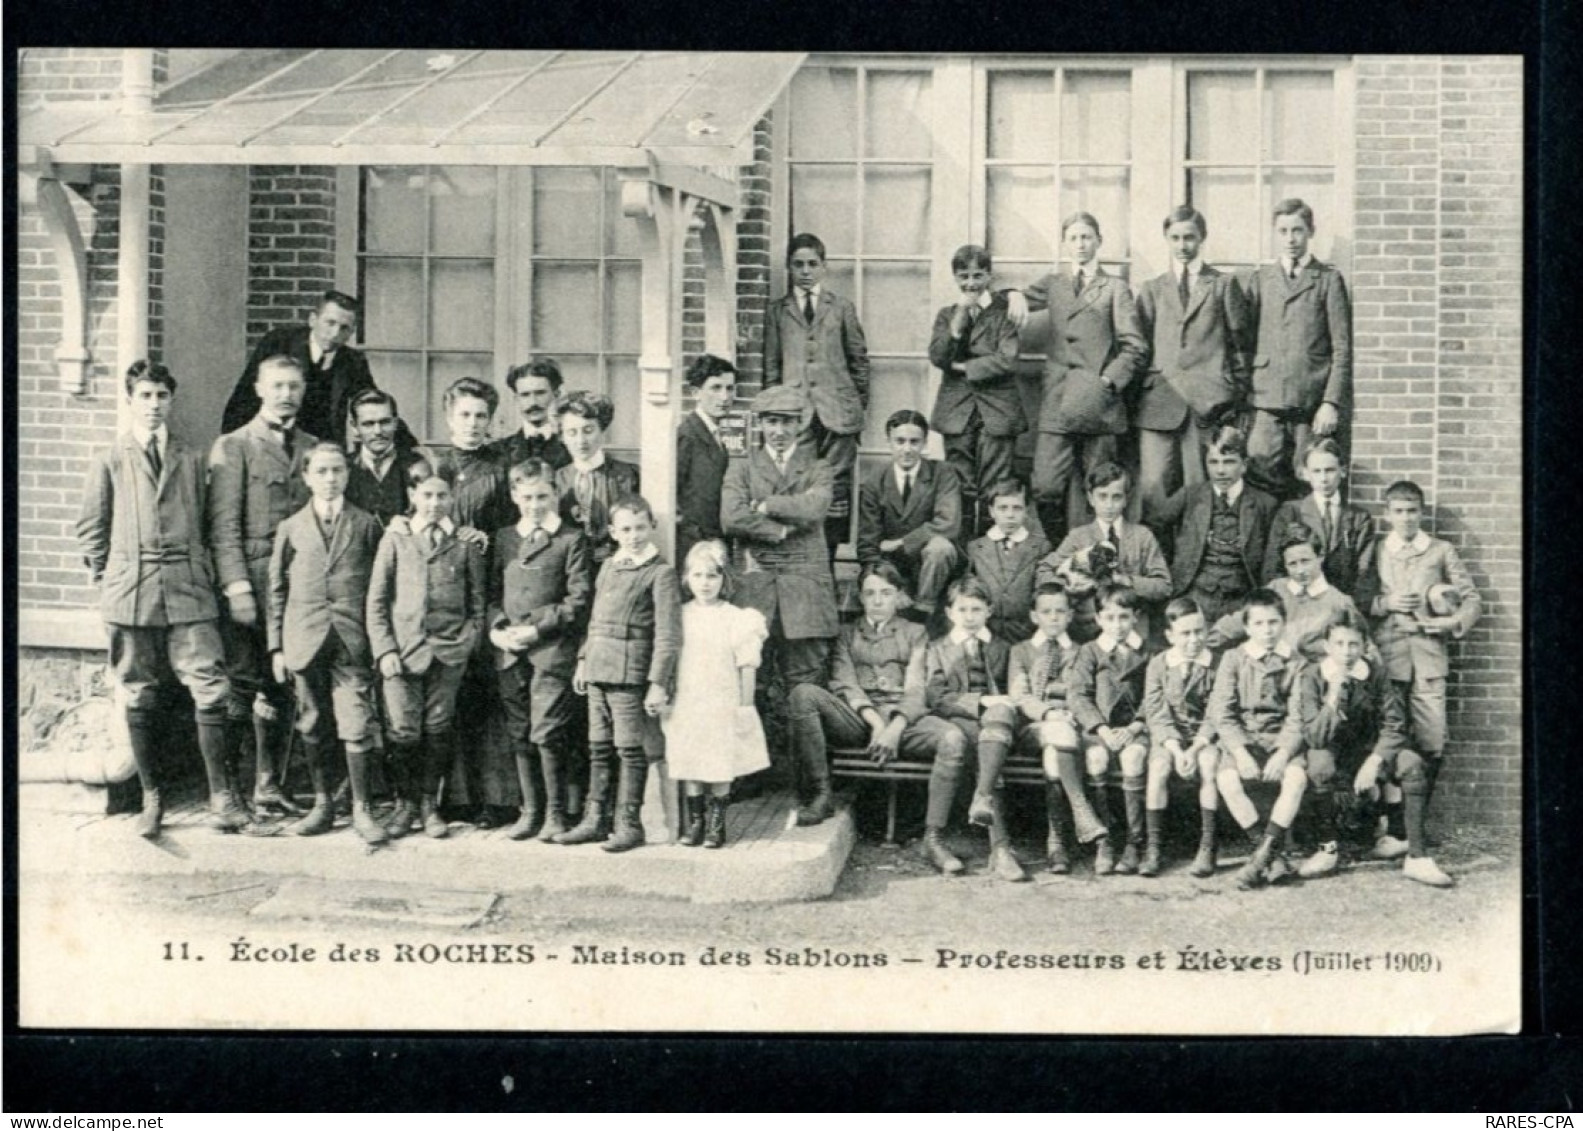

left=13, top=48, right=1522, bottom=1036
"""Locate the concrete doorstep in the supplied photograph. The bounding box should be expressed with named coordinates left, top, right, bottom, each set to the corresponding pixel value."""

left=17, top=782, right=856, bottom=906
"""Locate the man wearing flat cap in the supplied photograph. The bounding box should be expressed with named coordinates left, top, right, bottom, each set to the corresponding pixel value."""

left=722, top=386, right=840, bottom=782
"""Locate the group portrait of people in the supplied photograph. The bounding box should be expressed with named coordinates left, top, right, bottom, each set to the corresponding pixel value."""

left=77, top=195, right=1481, bottom=894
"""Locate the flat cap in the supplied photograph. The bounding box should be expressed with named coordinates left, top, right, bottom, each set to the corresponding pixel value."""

left=752, top=386, right=807, bottom=418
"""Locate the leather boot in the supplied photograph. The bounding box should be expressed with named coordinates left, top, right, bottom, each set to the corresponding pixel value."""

left=1140, top=809, right=1164, bottom=877
left=1044, top=780, right=1070, bottom=874
left=290, top=740, right=335, bottom=837
left=506, top=745, right=544, bottom=841
left=538, top=742, right=567, bottom=843
left=208, top=790, right=252, bottom=833
left=1093, top=835, right=1116, bottom=875
left=602, top=755, right=648, bottom=853
left=135, top=788, right=164, bottom=840
left=252, top=709, right=304, bottom=816
left=345, top=746, right=387, bottom=845
left=922, top=827, right=965, bottom=876
left=421, top=794, right=449, bottom=839
left=555, top=747, right=613, bottom=845
left=1235, top=833, right=1276, bottom=890
left=703, top=796, right=727, bottom=849
left=679, top=795, right=707, bottom=848
left=1116, top=784, right=1145, bottom=874
left=1189, top=808, right=1218, bottom=877
left=989, top=813, right=1030, bottom=883
left=796, top=746, right=835, bottom=827
left=382, top=741, right=419, bottom=838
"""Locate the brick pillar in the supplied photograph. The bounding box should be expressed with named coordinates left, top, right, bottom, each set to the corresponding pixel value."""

left=245, top=166, right=339, bottom=349
left=734, top=113, right=774, bottom=393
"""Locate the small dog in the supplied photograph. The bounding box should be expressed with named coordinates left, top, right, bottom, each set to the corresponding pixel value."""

left=1056, top=540, right=1120, bottom=594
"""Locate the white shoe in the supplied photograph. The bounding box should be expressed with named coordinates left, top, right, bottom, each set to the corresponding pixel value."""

left=1298, top=842, right=1340, bottom=878
left=1370, top=834, right=1410, bottom=860
left=1402, top=855, right=1454, bottom=888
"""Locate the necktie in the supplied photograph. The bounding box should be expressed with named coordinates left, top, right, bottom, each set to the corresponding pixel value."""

left=964, top=638, right=978, bottom=660
left=321, top=351, right=335, bottom=372
left=427, top=525, right=441, bottom=551
left=802, top=291, right=816, bottom=325
left=966, top=304, right=980, bottom=331
left=145, top=435, right=162, bottom=481
left=901, top=472, right=913, bottom=505
left=1073, top=272, right=1085, bottom=297
left=280, top=428, right=295, bottom=460
left=1178, top=269, right=1192, bottom=308
left=529, top=526, right=548, bottom=547
left=1323, top=501, right=1336, bottom=548
left=1101, top=523, right=1114, bottom=547
left=575, top=470, right=594, bottom=510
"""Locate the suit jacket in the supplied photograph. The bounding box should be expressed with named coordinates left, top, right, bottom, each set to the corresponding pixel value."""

left=555, top=457, right=641, bottom=565
left=1159, top=482, right=1278, bottom=597
left=77, top=433, right=219, bottom=627
left=1143, top=648, right=1217, bottom=748
left=925, top=636, right=1012, bottom=722
left=1067, top=634, right=1151, bottom=734
left=856, top=459, right=963, bottom=564
left=1134, top=265, right=1251, bottom=431
left=1023, top=268, right=1145, bottom=435
left=220, top=325, right=376, bottom=444
left=1244, top=260, right=1354, bottom=417
left=1363, top=533, right=1481, bottom=681
left=927, top=298, right=1025, bottom=437
left=675, top=412, right=731, bottom=562
left=1295, top=655, right=1408, bottom=766
left=366, top=518, right=487, bottom=674
left=966, top=531, right=1052, bottom=645
left=762, top=288, right=870, bottom=435
left=1262, top=495, right=1377, bottom=598
left=578, top=552, right=683, bottom=689
left=1207, top=643, right=1304, bottom=755
left=267, top=502, right=384, bottom=670
left=208, top=417, right=319, bottom=601
left=485, top=429, right=572, bottom=475
left=722, top=446, right=839, bottom=641
left=1007, top=633, right=1082, bottom=720
left=427, top=446, right=515, bottom=538
left=828, top=617, right=929, bottom=725
left=488, top=524, right=593, bottom=677
left=344, top=445, right=427, bottom=527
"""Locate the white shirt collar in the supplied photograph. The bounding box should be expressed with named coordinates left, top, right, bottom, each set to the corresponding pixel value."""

left=970, top=290, right=993, bottom=310
left=1283, top=576, right=1332, bottom=599
left=571, top=451, right=607, bottom=475
left=798, top=284, right=822, bottom=303
left=1094, top=630, right=1144, bottom=654
left=1030, top=630, right=1075, bottom=651
left=1213, top=480, right=1245, bottom=505
left=1166, top=645, right=1214, bottom=669
left=895, top=463, right=922, bottom=493
left=1177, top=258, right=1204, bottom=281
left=1282, top=252, right=1315, bottom=275
left=360, top=445, right=395, bottom=475
left=308, top=337, right=329, bottom=365
left=611, top=543, right=660, bottom=567
left=1311, top=490, right=1341, bottom=512
left=313, top=497, right=342, bottom=523
left=949, top=626, right=993, bottom=647
left=986, top=525, right=1029, bottom=544
left=694, top=407, right=723, bottom=438
left=1242, top=638, right=1294, bottom=661
left=866, top=616, right=895, bottom=635
left=1074, top=263, right=1097, bottom=283
left=130, top=423, right=169, bottom=451
left=517, top=512, right=563, bottom=537
left=1385, top=531, right=1432, bottom=555
left=1091, top=517, right=1125, bottom=541
left=1320, top=656, right=1371, bottom=683
left=767, top=443, right=797, bottom=467
left=412, top=515, right=456, bottom=538
left=521, top=421, right=556, bottom=441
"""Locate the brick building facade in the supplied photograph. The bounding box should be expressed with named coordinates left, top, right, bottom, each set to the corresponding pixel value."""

left=14, top=51, right=1524, bottom=827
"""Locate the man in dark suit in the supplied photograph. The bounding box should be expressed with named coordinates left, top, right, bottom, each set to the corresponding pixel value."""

left=343, top=388, right=428, bottom=527
left=486, top=359, right=572, bottom=473
left=221, top=290, right=379, bottom=445
left=856, top=409, right=964, bottom=620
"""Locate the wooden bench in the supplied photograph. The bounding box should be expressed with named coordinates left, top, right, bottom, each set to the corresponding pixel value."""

left=830, top=745, right=1048, bottom=847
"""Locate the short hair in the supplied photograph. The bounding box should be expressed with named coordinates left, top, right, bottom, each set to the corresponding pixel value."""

left=608, top=493, right=654, bottom=525
left=257, top=354, right=305, bottom=380
left=984, top=478, right=1028, bottom=506
left=1163, top=206, right=1207, bottom=238
left=1207, top=423, right=1249, bottom=459
left=301, top=441, right=348, bottom=472
left=1085, top=460, right=1130, bottom=493
left=443, top=376, right=499, bottom=415
left=1302, top=436, right=1346, bottom=467
left=1278, top=520, right=1325, bottom=560
left=945, top=575, right=994, bottom=607
left=1385, top=480, right=1425, bottom=506
left=556, top=390, right=616, bottom=431
left=858, top=560, right=909, bottom=596
left=1096, top=583, right=1142, bottom=613
left=124, top=359, right=176, bottom=396
left=885, top=409, right=930, bottom=437
left=350, top=387, right=399, bottom=419
left=680, top=539, right=736, bottom=601
left=786, top=232, right=827, bottom=265
left=505, top=358, right=564, bottom=394
left=1272, top=198, right=1316, bottom=231
left=405, top=457, right=452, bottom=491
left=951, top=244, right=992, bottom=273
left=1164, top=596, right=1205, bottom=626
left=1061, top=211, right=1102, bottom=239
left=319, top=290, right=361, bottom=315
left=685, top=354, right=738, bottom=388
left=508, top=458, right=556, bottom=487
left=1323, top=606, right=1370, bottom=640
left=1243, top=588, right=1287, bottom=619
left=1032, top=581, right=1071, bottom=608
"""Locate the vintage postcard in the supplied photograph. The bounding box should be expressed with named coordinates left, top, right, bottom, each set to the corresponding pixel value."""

left=13, top=48, right=1522, bottom=1035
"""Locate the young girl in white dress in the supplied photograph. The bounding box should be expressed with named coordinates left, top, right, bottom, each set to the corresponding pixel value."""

left=662, top=540, right=770, bottom=847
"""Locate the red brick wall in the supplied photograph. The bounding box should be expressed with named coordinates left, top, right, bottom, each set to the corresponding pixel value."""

left=734, top=113, right=774, bottom=389
left=244, top=167, right=339, bottom=350
left=1350, top=56, right=1523, bottom=828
